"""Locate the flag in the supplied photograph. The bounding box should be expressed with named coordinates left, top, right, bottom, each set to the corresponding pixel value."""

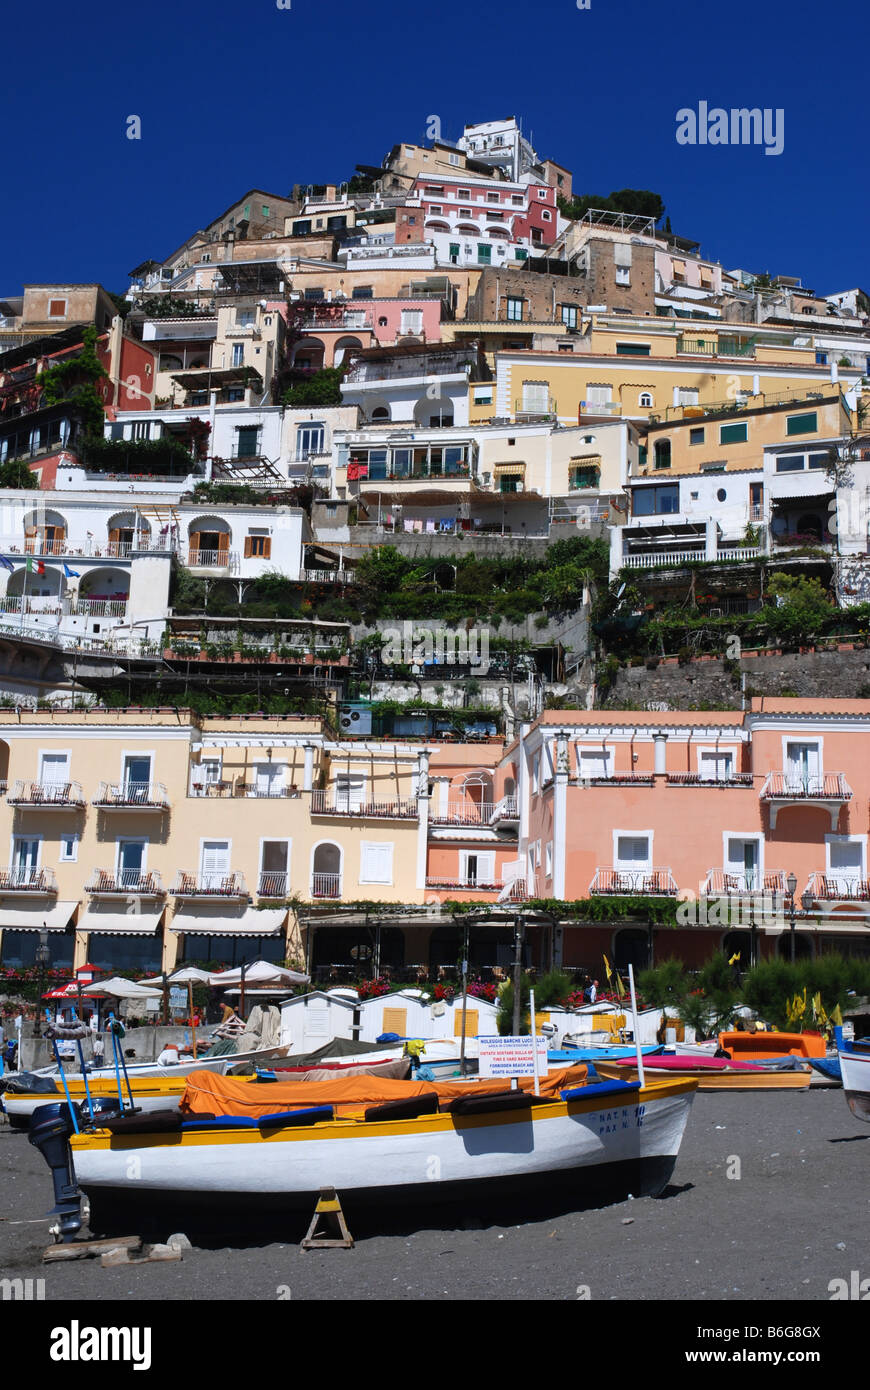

left=63, top=563, right=80, bottom=579
left=729, top=951, right=741, bottom=965
left=0, top=555, right=14, bottom=573
left=615, top=971, right=625, bottom=1000
left=830, top=1002, right=843, bottom=1026
left=603, top=954, right=613, bottom=983
left=25, top=556, right=45, bottom=576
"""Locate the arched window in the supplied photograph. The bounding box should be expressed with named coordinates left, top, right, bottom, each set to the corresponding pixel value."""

left=639, top=392, right=653, bottom=407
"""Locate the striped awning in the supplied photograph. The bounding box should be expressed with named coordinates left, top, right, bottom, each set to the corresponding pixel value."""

left=493, top=463, right=525, bottom=476
left=79, top=908, right=164, bottom=936
left=570, top=454, right=601, bottom=466
left=170, top=907, right=287, bottom=937
left=0, top=901, right=78, bottom=932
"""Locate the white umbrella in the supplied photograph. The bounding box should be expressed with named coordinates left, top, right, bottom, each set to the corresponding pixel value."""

left=208, top=960, right=309, bottom=987
left=82, top=976, right=163, bottom=1000
left=140, top=967, right=213, bottom=987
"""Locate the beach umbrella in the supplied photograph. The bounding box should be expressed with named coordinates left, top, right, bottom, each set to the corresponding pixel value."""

left=81, top=977, right=163, bottom=1000
left=208, top=961, right=309, bottom=987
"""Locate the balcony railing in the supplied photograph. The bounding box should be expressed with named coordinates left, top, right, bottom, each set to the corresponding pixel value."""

left=85, top=869, right=164, bottom=896
left=621, top=551, right=706, bottom=570
left=590, top=867, right=678, bottom=896
left=93, top=782, right=170, bottom=810
left=578, top=772, right=655, bottom=785
left=760, top=772, right=852, bottom=801
left=258, top=871, right=288, bottom=898
left=666, top=773, right=755, bottom=787
left=311, top=872, right=341, bottom=899
left=425, top=875, right=529, bottom=895
left=7, top=779, right=86, bottom=808
left=0, top=537, right=173, bottom=560
left=300, top=569, right=352, bottom=585
left=311, top=790, right=418, bottom=819
left=806, top=872, right=870, bottom=902
left=430, top=800, right=496, bottom=825
left=514, top=399, right=559, bottom=421
left=579, top=400, right=621, bottom=416
left=171, top=871, right=248, bottom=898
left=0, top=866, right=57, bottom=893
left=703, top=869, right=786, bottom=896
left=491, top=795, right=519, bottom=822
left=186, top=549, right=238, bottom=571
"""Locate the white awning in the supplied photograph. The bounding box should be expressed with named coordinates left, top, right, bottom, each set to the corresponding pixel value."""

left=79, top=908, right=164, bottom=936
left=170, top=907, right=287, bottom=938
left=0, top=901, right=78, bottom=932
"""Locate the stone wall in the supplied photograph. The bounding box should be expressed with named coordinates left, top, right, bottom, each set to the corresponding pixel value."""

left=602, top=643, right=870, bottom=710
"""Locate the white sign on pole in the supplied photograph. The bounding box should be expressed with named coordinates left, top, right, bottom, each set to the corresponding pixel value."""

left=169, top=987, right=187, bottom=1010
left=478, top=1035, right=548, bottom=1078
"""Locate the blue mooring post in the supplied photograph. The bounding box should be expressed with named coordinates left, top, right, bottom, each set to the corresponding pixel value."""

left=834, top=1024, right=844, bottom=1051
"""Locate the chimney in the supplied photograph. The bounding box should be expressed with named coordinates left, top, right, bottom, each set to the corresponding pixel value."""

left=325, top=184, right=337, bottom=202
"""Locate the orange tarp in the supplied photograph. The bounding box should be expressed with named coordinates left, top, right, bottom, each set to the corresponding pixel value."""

left=181, top=1065, right=588, bottom=1120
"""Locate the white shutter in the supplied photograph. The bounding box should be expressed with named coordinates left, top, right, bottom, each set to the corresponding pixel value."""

left=202, top=841, right=230, bottom=887
left=522, top=381, right=549, bottom=412
left=40, top=753, right=69, bottom=784
left=617, top=835, right=650, bottom=865
left=360, top=842, right=393, bottom=884
left=336, top=775, right=365, bottom=811
left=829, top=841, right=862, bottom=889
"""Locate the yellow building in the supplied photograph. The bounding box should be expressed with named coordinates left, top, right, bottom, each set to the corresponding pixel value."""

left=0, top=710, right=429, bottom=977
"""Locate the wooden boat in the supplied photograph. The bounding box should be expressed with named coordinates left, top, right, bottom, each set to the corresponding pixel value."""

left=718, top=1030, right=826, bottom=1062
left=55, top=1065, right=698, bottom=1225
left=593, top=1054, right=812, bottom=1092
left=839, top=1048, right=870, bottom=1122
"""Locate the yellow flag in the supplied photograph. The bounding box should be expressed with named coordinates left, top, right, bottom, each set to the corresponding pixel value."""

left=603, top=955, right=613, bottom=983
left=615, top=971, right=626, bottom=1000
left=831, top=1002, right=843, bottom=1026
left=729, top=952, right=741, bottom=965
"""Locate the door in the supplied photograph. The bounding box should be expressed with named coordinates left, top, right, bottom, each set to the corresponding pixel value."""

left=201, top=841, right=230, bottom=892
left=260, top=841, right=289, bottom=896
left=117, top=840, right=145, bottom=891
left=335, top=775, right=365, bottom=812
left=253, top=763, right=283, bottom=798
left=828, top=840, right=863, bottom=894
left=786, top=742, right=820, bottom=793
left=124, top=756, right=151, bottom=801
left=12, top=838, right=39, bottom=887
left=40, top=753, right=69, bottom=787
left=726, top=837, right=758, bottom=892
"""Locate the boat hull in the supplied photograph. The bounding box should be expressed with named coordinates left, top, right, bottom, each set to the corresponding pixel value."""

left=593, top=1059, right=811, bottom=1091
left=69, top=1078, right=697, bottom=1217
left=839, top=1049, right=870, bottom=1122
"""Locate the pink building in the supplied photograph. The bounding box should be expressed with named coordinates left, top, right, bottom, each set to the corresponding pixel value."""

left=273, top=298, right=444, bottom=371
left=412, top=173, right=558, bottom=252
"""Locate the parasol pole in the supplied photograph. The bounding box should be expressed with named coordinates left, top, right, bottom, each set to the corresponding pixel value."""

left=459, top=920, right=469, bottom=1077
left=240, top=960, right=247, bottom=1021
left=627, top=964, right=645, bottom=1090
left=162, top=971, right=169, bottom=1026
left=188, top=980, right=197, bottom=1059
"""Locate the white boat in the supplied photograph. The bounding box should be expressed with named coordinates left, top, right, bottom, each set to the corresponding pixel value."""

left=58, top=1068, right=698, bottom=1225
left=839, top=1048, right=870, bottom=1122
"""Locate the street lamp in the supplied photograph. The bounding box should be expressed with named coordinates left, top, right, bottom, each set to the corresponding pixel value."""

left=33, top=929, right=50, bottom=1037
left=785, top=871, right=814, bottom=963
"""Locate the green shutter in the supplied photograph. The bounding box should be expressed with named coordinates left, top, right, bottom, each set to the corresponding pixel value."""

left=720, top=422, right=748, bottom=444
left=786, top=412, right=818, bottom=436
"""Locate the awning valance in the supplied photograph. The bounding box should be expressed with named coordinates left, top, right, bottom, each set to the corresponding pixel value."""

left=79, top=909, right=164, bottom=936
left=0, top=901, right=78, bottom=932
left=493, top=462, right=525, bottom=475
left=570, top=454, right=601, bottom=466
left=170, top=907, right=287, bottom=938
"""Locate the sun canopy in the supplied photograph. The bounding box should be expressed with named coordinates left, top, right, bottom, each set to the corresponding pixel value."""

left=78, top=909, right=164, bottom=936
left=140, top=966, right=214, bottom=987
left=82, top=977, right=163, bottom=1000
left=170, top=908, right=287, bottom=938
left=208, top=960, right=310, bottom=987
left=0, top=902, right=78, bottom=931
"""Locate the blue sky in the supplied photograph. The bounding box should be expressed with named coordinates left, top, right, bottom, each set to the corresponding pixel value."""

left=3, top=0, right=867, bottom=296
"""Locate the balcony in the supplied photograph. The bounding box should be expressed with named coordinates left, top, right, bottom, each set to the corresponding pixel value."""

left=578, top=772, right=655, bottom=786
left=258, top=871, right=288, bottom=898
left=172, top=871, right=248, bottom=899
left=300, top=569, right=353, bottom=585
left=579, top=400, right=621, bottom=417
left=0, top=866, right=57, bottom=894
left=430, top=801, right=497, bottom=826
left=703, top=869, right=786, bottom=896
left=491, top=795, right=519, bottom=823
left=760, top=772, right=852, bottom=829
left=514, top=398, right=559, bottom=423
left=311, top=790, right=418, bottom=819
left=311, top=872, right=341, bottom=899
left=93, top=782, right=170, bottom=811
left=805, top=872, right=870, bottom=907
left=85, top=869, right=165, bottom=897
left=425, top=875, right=532, bottom=898
left=186, top=548, right=239, bottom=572
left=589, top=867, right=678, bottom=897
left=7, top=780, right=86, bottom=809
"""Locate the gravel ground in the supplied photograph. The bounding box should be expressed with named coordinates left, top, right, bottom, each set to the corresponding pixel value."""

left=1, top=1088, right=868, bottom=1303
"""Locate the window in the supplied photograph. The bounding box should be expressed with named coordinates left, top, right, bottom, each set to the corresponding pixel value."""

left=487, top=192, right=500, bottom=203
left=425, top=186, right=444, bottom=196
left=296, top=422, right=325, bottom=459
left=720, top=422, right=748, bottom=444
left=786, top=411, right=818, bottom=436
left=775, top=455, right=805, bottom=472
left=236, top=309, right=255, bottom=328
left=827, top=838, right=864, bottom=890
left=616, top=342, right=649, bottom=355
left=815, top=351, right=828, bottom=365
left=201, top=840, right=231, bottom=889
left=261, top=205, right=270, bottom=218
left=352, top=286, right=373, bottom=299
left=448, top=243, right=460, bottom=263
left=511, top=195, right=524, bottom=206
left=47, top=299, right=67, bottom=319
left=117, top=838, right=146, bottom=887
left=677, top=388, right=699, bottom=406
left=303, top=287, right=323, bottom=301
left=448, top=153, right=460, bottom=166
left=477, top=244, right=492, bottom=264
left=632, top=484, right=679, bottom=516
left=701, top=461, right=726, bottom=474
left=429, top=205, right=442, bottom=215
left=506, top=297, right=523, bottom=322
left=244, top=532, right=271, bottom=558
left=400, top=310, right=423, bottom=335
left=123, top=756, right=152, bottom=796
left=40, top=752, right=70, bottom=785
left=725, top=837, right=760, bottom=890
left=561, top=305, right=578, bottom=329
left=639, top=392, right=653, bottom=407
left=542, top=210, right=552, bottom=221
left=360, top=842, right=393, bottom=884
left=522, top=381, right=549, bottom=413
left=689, top=426, right=705, bottom=445
left=586, top=384, right=612, bottom=405
left=808, top=452, right=829, bottom=470
left=226, top=388, right=244, bottom=403
left=474, top=387, right=493, bottom=405
left=457, top=190, right=470, bottom=200
left=59, top=832, right=79, bottom=863
left=653, top=440, right=671, bottom=470
left=462, top=851, right=495, bottom=886
left=615, top=266, right=631, bottom=286
left=615, top=834, right=651, bottom=867
left=571, top=465, right=600, bottom=489
left=231, top=343, right=244, bottom=368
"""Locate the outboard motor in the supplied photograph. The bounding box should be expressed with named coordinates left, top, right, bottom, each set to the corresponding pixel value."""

left=28, top=1098, right=123, bottom=1242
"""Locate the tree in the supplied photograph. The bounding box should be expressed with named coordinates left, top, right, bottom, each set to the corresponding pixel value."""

left=282, top=367, right=345, bottom=408
left=0, top=458, right=39, bottom=490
